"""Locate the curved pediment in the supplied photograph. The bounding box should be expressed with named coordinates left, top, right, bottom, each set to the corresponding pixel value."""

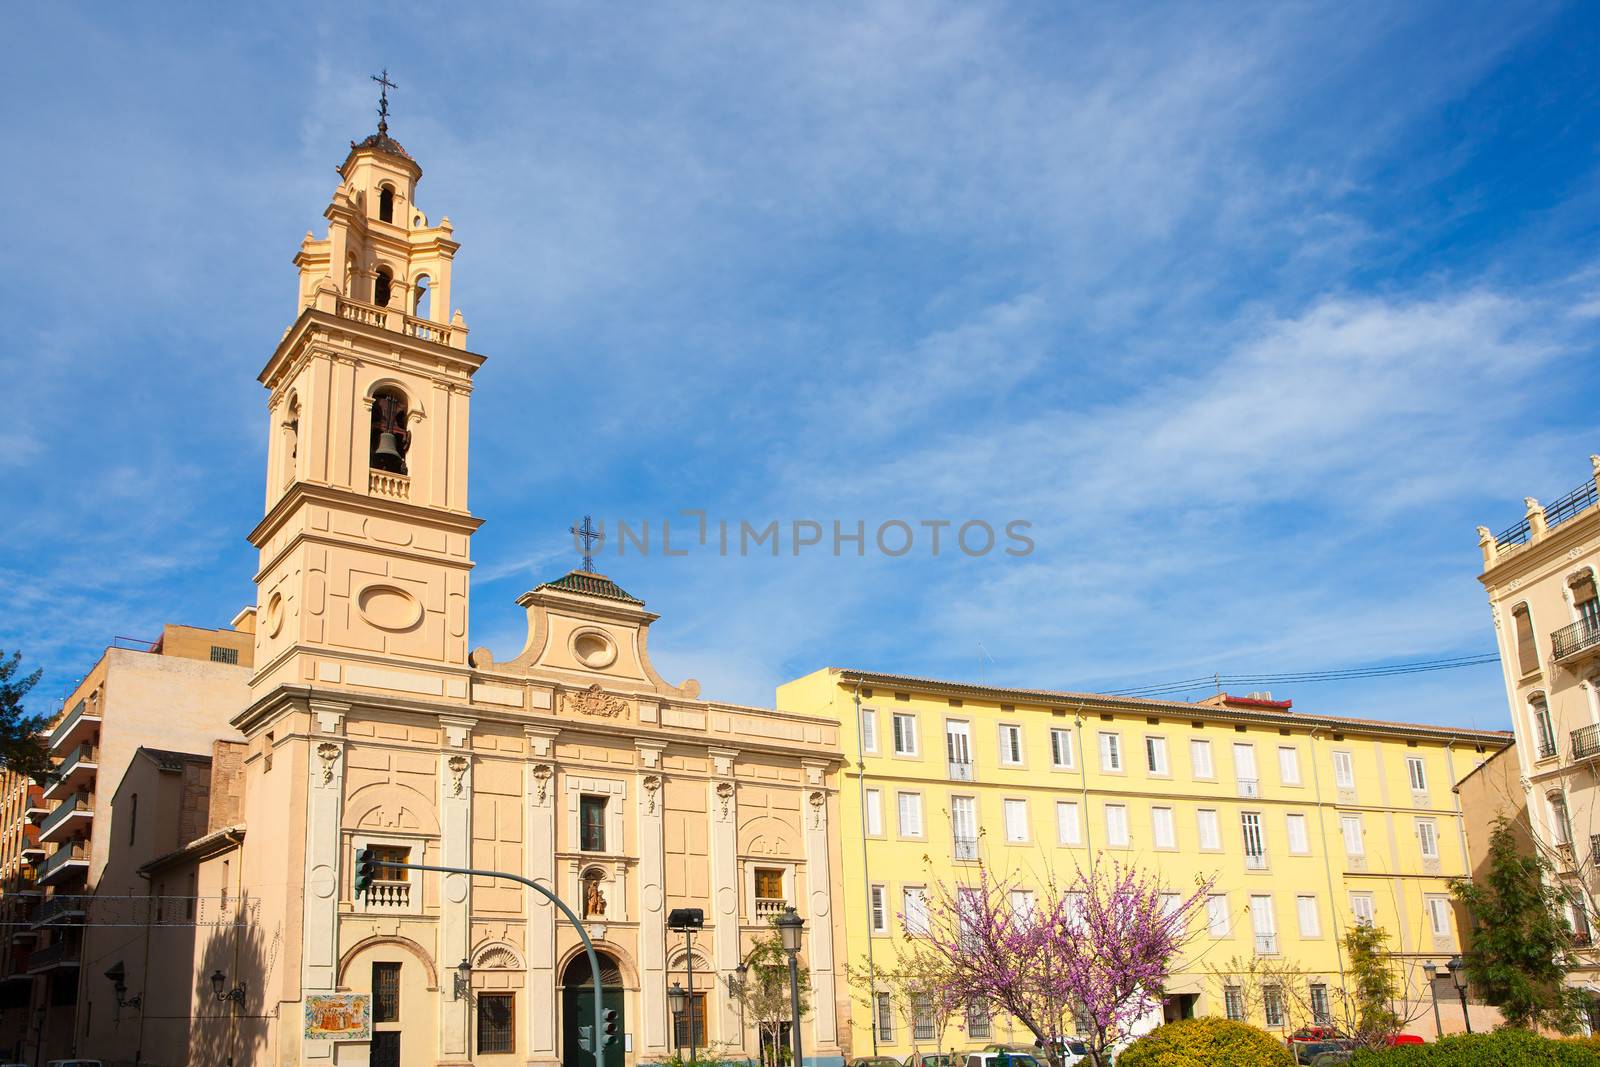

left=344, top=781, right=440, bottom=835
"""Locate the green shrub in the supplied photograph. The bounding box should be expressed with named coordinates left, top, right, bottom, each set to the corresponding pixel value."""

left=1347, top=1028, right=1600, bottom=1066
left=1117, top=1017, right=1294, bottom=1067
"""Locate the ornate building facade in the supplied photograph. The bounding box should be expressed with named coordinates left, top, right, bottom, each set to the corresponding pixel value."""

left=220, top=117, right=849, bottom=1067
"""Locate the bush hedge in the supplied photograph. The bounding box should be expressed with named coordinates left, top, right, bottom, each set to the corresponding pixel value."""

left=1348, top=1029, right=1600, bottom=1066
left=1117, top=1017, right=1294, bottom=1067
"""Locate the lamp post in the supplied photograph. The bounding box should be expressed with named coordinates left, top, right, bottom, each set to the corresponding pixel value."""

left=1447, top=956, right=1472, bottom=1034
left=669, top=908, right=705, bottom=1064
left=454, top=958, right=472, bottom=1001
left=777, top=906, right=805, bottom=1067
left=1421, top=961, right=1442, bottom=1039
left=210, top=970, right=247, bottom=1067
left=668, top=981, right=688, bottom=1062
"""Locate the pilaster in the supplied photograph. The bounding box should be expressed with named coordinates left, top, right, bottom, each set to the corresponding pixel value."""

left=301, top=699, right=348, bottom=1061
left=800, top=760, right=839, bottom=1048
left=637, top=741, right=669, bottom=1052
left=439, top=716, right=476, bottom=1062
left=708, top=748, right=741, bottom=1046
left=526, top=726, right=560, bottom=1067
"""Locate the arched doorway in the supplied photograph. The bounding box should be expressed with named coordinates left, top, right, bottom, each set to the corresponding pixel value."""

left=562, top=950, right=625, bottom=1067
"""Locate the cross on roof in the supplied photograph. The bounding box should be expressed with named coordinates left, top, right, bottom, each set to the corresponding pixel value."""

left=570, top=515, right=603, bottom=573
left=371, top=69, right=398, bottom=135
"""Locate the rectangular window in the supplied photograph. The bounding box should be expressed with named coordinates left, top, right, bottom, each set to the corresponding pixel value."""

left=897, top=792, right=924, bottom=837
left=1190, top=738, right=1214, bottom=779
left=1003, top=799, right=1029, bottom=843
left=477, top=993, right=515, bottom=1055
left=1105, top=804, right=1130, bottom=847
left=1310, top=984, right=1331, bottom=1024
left=1350, top=892, right=1376, bottom=926
left=1534, top=699, right=1557, bottom=758
left=1197, top=809, right=1221, bottom=851
left=870, top=885, right=888, bottom=934
left=892, top=713, right=919, bottom=756
left=373, top=961, right=401, bottom=1023
left=1224, top=986, right=1245, bottom=1022
left=1418, top=819, right=1439, bottom=860
left=369, top=844, right=411, bottom=884
left=1241, top=812, right=1266, bottom=867
left=1341, top=814, right=1364, bottom=857
left=861, top=709, right=879, bottom=754
left=1427, top=897, right=1452, bottom=937
left=966, top=1002, right=992, bottom=1040
left=1234, top=743, right=1258, bottom=796
left=579, top=795, right=607, bottom=852
left=864, top=789, right=883, bottom=835
left=903, top=887, right=929, bottom=935
left=1514, top=604, right=1539, bottom=675
left=1056, top=801, right=1081, bottom=846
left=673, top=993, right=707, bottom=1049
left=1278, top=746, right=1301, bottom=786
left=1285, top=813, right=1310, bottom=855
left=1000, top=724, right=1024, bottom=766
left=952, top=796, right=979, bottom=859
left=1333, top=751, right=1355, bottom=789
left=1152, top=806, right=1176, bottom=849
left=1050, top=728, right=1075, bottom=769
left=1206, top=894, right=1230, bottom=937
left=946, top=721, right=973, bottom=779
left=1407, top=756, right=1428, bottom=793
left=1009, top=889, right=1036, bottom=923
left=1264, top=985, right=1285, bottom=1028
left=875, top=992, right=895, bottom=1041
left=1297, top=895, right=1320, bottom=938
left=1250, top=894, right=1277, bottom=955
left=755, top=867, right=784, bottom=901
left=209, top=644, right=239, bottom=665
left=1146, top=735, right=1169, bottom=775
left=912, top=994, right=936, bottom=1041
left=1099, top=732, right=1122, bottom=772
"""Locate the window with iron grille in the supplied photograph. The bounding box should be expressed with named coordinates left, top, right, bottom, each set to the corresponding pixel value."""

left=579, top=795, right=607, bottom=852
left=966, top=1002, right=991, bottom=1040
left=476, top=993, right=515, bottom=1054
left=209, top=645, right=239, bottom=665
left=1264, top=985, right=1285, bottom=1027
left=875, top=992, right=895, bottom=1041
left=912, top=994, right=936, bottom=1041
left=673, top=993, right=707, bottom=1048
left=1224, top=986, right=1244, bottom=1022
left=373, top=962, right=401, bottom=1023
left=1310, top=983, right=1331, bottom=1024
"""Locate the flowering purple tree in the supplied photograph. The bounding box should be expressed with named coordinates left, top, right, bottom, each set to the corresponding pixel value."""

left=915, top=862, right=1211, bottom=1067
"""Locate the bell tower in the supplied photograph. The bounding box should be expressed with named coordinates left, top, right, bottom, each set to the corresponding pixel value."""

left=249, top=86, right=484, bottom=701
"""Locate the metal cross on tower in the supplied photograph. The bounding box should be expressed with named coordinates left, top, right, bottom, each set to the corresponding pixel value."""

left=570, top=515, right=602, bottom=573
left=371, top=69, right=398, bottom=135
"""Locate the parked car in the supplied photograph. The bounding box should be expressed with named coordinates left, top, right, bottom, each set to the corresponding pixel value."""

left=1308, top=1052, right=1352, bottom=1067
left=852, top=1057, right=904, bottom=1067
left=1292, top=1041, right=1353, bottom=1066
left=1387, top=1034, right=1424, bottom=1046
left=46, top=1060, right=106, bottom=1067
left=905, top=1055, right=960, bottom=1067
left=965, top=1051, right=1043, bottom=1067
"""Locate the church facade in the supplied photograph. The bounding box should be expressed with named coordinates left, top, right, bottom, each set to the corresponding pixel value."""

left=221, top=116, right=849, bottom=1067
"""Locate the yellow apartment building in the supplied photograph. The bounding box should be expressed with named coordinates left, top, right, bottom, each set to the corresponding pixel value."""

left=778, top=669, right=1512, bottom=1055
left=1475, top=453, right=1600, bottom=1013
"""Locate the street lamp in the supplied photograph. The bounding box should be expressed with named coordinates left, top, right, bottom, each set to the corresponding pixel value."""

left=1447, top=956, right=1472, bottom=1034
left=454, top=958, right=472, bottom=1001
left=210, top=969, right=246, bottom=1004
left=669, top=908, right=705, bottom=1064
left=776, top=906, right=805, bottom=1067
left=1421, top=961, right=1441, bottom=1039
left=668, top=981, right=688, bottom=1061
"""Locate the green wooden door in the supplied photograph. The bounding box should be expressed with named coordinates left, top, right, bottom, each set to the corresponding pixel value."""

left=563, top=984, right=624, bottom=1067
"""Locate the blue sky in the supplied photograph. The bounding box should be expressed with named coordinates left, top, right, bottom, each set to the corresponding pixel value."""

left=3, top=2, right=1598, bottom=728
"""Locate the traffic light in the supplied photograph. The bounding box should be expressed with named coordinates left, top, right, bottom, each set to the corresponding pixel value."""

left=602, top=1007, right=619, bottom=1049
left=577, top=1024, right=594, bottom=1053
left=354, top=847, right=375, bottom=898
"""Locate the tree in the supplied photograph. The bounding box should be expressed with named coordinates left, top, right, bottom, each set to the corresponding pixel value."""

left=1450, top=816, right=1587, bottom=1032
left=847, top=942, right=966, bottom=1058
left=1344, top=923, right=1402, bottom=1047
left=916, top=862, right=1210, bottom=1067
left=1206, top=949, right=1431, bottom=1042
left=731, top=931, right=812, bottom=1067
left=0, top=651, right=51, bottom=782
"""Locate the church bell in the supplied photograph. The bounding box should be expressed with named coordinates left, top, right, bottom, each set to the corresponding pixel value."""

left=374, top=431, right=404, bottom=462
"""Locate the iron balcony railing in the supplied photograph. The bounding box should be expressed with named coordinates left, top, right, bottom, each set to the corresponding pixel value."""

left=1554, top=617, right=1600, bottom=662
left=32, top=897, right=85, bottom=927
left=26, top=938, right=79, bottom=973
left=1254, top=934, right=1278, bottom=956
left=1574, top=724, right=1600, bottom=762
left=1539, top=737, right=1559, bottom=761
left=1237, top=778, right=1259, bottom=799
left=39, top=793, right=91, bottom=839
left=953, top=835, right=979, bottom=861
left=1245, top=852, right=1268, bottom=870
left=947, top=759, right=974, bottom=782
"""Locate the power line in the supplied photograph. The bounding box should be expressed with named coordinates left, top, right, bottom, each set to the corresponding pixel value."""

left=1102, top=652, right=1502, bottom=698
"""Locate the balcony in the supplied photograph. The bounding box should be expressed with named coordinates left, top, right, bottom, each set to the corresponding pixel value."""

left=26, top=938, right=79, bottom=973
left=363, top=880, right=411, bottom=910
left=1237, top=778, right=1259, bottom=799
left=1554, top=617, right=1600, bottom=666
left=43, top=743, right=98, bottom=800
left=1574, top=724, right=1600, bottom=763
left=1245, top=852, right=1268, bottom=871
left=36, top=841, right=90, bottom=887
left=948, top=759, right=974, bottom=782
left=30, top=897, right=84, bottom=928
left=1254, top=934, right=1279, bottom=956
left=47, top=699, right=100, bottom=754
left=39, top=793, right=92, bottom=844
left=954, top=835, right=980, bottom=861
left=335, top=296, right=461, bottom=349
left=754, top=897, right=788, bottom=921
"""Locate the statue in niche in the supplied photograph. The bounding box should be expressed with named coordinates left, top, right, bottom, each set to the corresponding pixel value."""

left=584, top=872, right=607, bottom=919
